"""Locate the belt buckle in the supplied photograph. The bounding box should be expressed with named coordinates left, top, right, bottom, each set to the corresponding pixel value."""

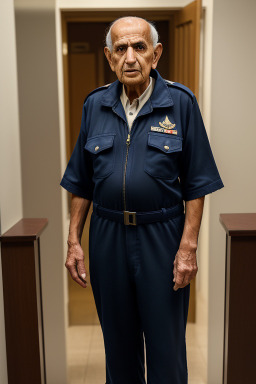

left=123, top=211, right=137, bottom=226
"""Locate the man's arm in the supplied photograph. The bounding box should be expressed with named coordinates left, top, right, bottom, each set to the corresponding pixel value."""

left=65, top=193, right=92, bottom=288
left=173, top=196, right=205, bottom=291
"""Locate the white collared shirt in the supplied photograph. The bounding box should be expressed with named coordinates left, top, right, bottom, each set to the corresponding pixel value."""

left=120, top=76, right=155, bottom=131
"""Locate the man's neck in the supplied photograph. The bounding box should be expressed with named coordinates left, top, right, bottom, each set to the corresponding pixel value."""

left=124, top=78, right=150, bottom=104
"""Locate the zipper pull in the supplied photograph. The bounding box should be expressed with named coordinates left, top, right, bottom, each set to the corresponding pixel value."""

left=126, top=133, right=131, bottom=146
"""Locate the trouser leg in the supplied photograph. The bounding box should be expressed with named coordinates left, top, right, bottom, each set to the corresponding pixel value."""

left=135, top=214, right=190, bottom=384
left=89, top=213, right=146, bottom=384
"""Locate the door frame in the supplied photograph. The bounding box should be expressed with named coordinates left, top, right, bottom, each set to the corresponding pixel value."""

left=56, top=7, right=181, bottom=332
left=55, top=1, right=209, bottom=333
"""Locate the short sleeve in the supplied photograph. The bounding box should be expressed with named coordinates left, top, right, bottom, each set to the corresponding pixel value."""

left=60, top=103, right=94, bottom=200
left=180, top=95, right=224, bottom=201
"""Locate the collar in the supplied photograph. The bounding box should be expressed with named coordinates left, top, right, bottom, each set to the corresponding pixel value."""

left=101, top=69, right=174, bottom=109
left=120, top=76, right=154, bottom=112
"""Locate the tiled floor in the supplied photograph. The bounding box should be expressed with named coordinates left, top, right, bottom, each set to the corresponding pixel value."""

left=67, top=292, right=208, bottom=384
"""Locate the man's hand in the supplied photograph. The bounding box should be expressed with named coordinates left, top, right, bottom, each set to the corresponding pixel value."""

left=65, top=240, right=87, bottom=288
left=173, top=245, right=198, bottom=291
left=65, top=194, right=91, bottom=288
left=172, top=196, right=205, bottom=291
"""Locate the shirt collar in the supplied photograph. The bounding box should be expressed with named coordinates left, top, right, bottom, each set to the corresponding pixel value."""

left=120, top=76, right=154, bottom=111
left=101, top=69, right=174, bottom=109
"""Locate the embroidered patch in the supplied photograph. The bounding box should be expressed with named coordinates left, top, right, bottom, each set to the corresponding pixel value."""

left=151, top=116, right=177, bottom=135
left=159, top=116, right=176, bottom=129
left=151, top=126, right=177, bottom=135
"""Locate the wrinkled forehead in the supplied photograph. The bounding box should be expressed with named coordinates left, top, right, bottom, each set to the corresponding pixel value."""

left=111, top=18, right=152, bottom=46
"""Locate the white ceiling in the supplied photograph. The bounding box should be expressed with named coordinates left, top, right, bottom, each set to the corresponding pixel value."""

left=14, top=0, right=208, bottom=11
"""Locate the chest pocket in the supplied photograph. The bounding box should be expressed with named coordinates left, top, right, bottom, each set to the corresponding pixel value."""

left=144, top=132, right=183, bottom=179
left=85, top=133, right=116, bottom=179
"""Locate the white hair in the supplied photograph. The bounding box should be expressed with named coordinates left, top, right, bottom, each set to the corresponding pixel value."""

left=105, top=17, right=159, bottom=52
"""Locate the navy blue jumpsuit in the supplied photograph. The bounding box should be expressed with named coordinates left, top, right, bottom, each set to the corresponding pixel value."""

left=60, top=69, right=224, bottom=384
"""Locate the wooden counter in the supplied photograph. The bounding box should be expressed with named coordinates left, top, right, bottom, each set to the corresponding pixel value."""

left=0, top=218, right=48, bottom=384
left=220, top=213, right=256, bottom=384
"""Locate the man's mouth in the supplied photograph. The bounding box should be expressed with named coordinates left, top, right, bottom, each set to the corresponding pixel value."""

left=124, top=69, right=140, bottom=73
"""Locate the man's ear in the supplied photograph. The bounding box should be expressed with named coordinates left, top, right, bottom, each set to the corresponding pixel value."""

left=104, top=47, right=115, bottom=72
left=152, top=43, right=163, bottom=70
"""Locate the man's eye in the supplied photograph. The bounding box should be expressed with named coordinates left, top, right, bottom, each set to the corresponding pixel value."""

left=116, top=46, right=126, bottom=53
left=135, top=44, right=145, bottom=50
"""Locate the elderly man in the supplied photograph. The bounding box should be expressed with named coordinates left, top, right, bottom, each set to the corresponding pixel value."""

left=60, top=16, right=223, bottom=384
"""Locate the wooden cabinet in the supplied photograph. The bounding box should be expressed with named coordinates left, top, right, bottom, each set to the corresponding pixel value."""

left=0, top=218, right=48, bottom=384
left=220, top=213, right=256, bottom=384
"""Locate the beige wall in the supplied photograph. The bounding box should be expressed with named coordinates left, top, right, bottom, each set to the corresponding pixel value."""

left=197, top=0, right=213, bottom=303
left=208, top=0, right=256, bottom=383
left=15, top=7, right=67, bottom=384
left=0, top=1, right=23, bottom=383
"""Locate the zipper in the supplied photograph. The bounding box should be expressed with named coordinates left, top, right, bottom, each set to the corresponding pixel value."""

left=113, top=103, right=153, bottom=212
left=111, top=106, right=132, bottom=212
left=123, top=131, right=131, bottom=211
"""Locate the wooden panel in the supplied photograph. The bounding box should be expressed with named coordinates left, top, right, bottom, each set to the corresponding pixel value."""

left=2, top=242, right=42, bottom=383
left=183, top=22, right=189, bottom=86
left=69, top=53, right=96, bottom=152
left=223, top=235, right=256, bottom=384
left=178, top=26, right=184, bottom=83
left=62, top=10, right=175, bottom=23
left=174, top=0, right=201, bottom=98
left=0, top=219, right=48, bottom=384
left=168, top=14, right=175, bottom=81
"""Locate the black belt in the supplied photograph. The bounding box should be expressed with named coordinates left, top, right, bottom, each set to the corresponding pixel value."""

left=93, top=202, right=184, bottom=226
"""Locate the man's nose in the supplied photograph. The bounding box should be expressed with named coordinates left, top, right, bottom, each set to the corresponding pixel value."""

left=125, top=47, right=136, bottom=64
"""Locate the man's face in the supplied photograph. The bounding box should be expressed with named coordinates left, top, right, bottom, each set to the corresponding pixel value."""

left=104, top=18, right=162, bottom=89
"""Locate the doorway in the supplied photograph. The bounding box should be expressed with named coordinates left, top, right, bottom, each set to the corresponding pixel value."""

left=61, top=3, right=201, bottom=326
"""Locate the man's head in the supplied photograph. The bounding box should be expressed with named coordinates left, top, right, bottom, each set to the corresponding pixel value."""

left=104, top=17, right=163, bottom=92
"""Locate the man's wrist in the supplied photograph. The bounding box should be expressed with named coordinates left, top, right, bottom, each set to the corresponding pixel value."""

left=67, top=238, right=81, bottom=247
left=179, top=238, right=198, bottom=252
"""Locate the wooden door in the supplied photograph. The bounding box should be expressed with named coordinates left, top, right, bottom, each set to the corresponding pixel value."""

left=69, top=53, right=96, bottom=151
left=65, top=21, right=116, bottom=325
left=174, top=0, right=202, bottom=322
left=67, top=47, right=99, bottom=326
left=174, top=0, right=201, bottom=99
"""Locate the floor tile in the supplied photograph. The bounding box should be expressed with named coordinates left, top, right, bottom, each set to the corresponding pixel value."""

left=67, top=293, right=208, bottom=384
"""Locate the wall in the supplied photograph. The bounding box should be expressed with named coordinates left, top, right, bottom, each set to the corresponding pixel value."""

left=196, top=0, right=213, bottom=305
left=208, top=0, right=256, bottom=383
left=0, top=0, right=23, bottom=383
left=15, top=7, right=67, bottom=384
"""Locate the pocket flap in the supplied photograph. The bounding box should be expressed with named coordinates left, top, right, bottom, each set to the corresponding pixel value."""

left=147, top=132, right=182, bottom=153
left=85, top=133, right=115, bottom=154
